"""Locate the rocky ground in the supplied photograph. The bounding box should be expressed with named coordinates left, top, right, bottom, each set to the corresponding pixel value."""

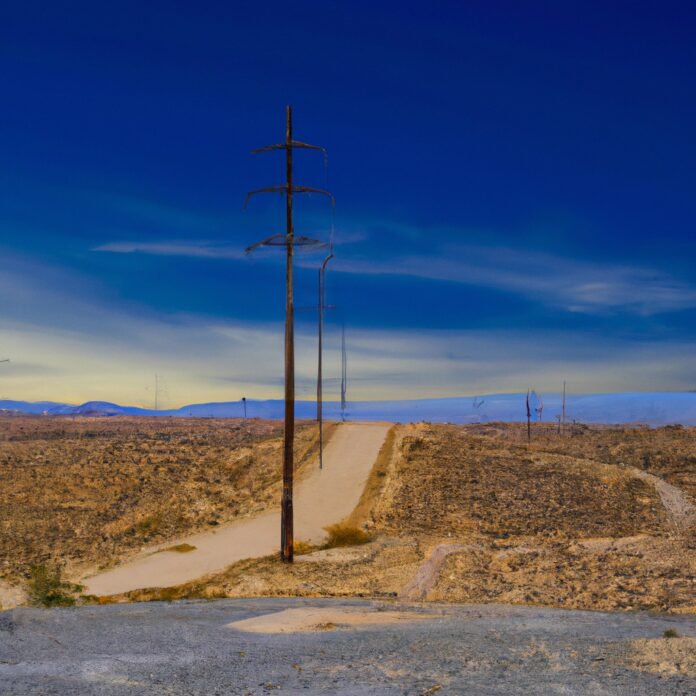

left=0, top=416, right=323, bottom=588
left=1, top=598, right=694, bottom=694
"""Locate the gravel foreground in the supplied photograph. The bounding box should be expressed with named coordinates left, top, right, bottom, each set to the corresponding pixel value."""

left=1, top=599, right=695, bottom=695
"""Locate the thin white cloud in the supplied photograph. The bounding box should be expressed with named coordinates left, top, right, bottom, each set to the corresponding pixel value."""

left=328, top=245, right=696, bottom=315
left=93, top=241, right=246, bottom=259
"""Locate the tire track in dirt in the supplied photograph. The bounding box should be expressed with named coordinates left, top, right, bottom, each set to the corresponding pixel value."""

left=630, top=468, right=696, bottom=533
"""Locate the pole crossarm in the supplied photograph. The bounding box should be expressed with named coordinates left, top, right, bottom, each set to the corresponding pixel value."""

left=251, top=140, right=326, bottom=155
left=245, top=185, right=334, bottom=208
left=245, top=233, right=327, bottom=255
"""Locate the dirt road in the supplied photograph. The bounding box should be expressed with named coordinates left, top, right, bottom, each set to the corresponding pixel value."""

left=631, top=467, right=696, bottom=532
left=82, top=422, right=390, bottom=596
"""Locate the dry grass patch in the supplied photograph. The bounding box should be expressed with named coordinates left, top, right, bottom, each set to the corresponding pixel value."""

left=323, top=523, right=373, bottom=549
left=160, top=543, right=197, bottom=553
left=293, top=540, right=317, bottom=556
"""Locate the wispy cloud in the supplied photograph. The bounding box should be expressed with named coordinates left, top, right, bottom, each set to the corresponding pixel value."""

left=93, top=241, right=246, bottom=259
left=329, top=244, right=696, bottom=315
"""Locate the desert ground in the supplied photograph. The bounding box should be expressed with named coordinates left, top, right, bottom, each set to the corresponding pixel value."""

left=102, top=421, right=695, bottom=617
left=0, top=415, right=325, bottom=597
left=1, top=415, right=694, bottom=692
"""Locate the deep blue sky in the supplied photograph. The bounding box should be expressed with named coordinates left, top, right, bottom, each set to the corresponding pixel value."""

left=1, top=1, right=695, bottom=404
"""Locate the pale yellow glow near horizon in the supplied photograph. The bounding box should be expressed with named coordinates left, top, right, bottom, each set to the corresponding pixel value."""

left=1, top=320, right=693, bottom=407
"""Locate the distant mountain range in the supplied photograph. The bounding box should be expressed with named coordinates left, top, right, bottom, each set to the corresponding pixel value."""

left=1, top=392, right=695, bottom=426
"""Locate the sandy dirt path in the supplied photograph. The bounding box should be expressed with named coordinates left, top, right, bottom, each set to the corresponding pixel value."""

left=82, top=422, right=390, bottom=596
left=631, top=467, right=696, bottom=533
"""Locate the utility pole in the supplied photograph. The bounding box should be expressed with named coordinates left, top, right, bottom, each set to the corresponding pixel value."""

left=317, top=252, right=334, bottom=469
left=526, top=389, right=531, bottom=442
left=245, top=106, right=333, bottom=563
left=561, top=380, right=566, bottom=434
left=340, top=323, right=347, bottom=422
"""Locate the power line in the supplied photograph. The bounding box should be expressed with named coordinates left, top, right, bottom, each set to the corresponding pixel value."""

left=317, top=252, right=334, bottom=469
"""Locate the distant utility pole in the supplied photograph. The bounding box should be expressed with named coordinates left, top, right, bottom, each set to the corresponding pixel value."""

left=340, top=323, right=347, bottom=422
left=561, top=380, right=567, bottom=434
left=526, top=389, right=531, bottom=442
left=245, top=106, right=333, bottom=563
left=317, top=252, right=334, bottom=469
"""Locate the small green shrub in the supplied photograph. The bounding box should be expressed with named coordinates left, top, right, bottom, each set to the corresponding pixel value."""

left=663, top=628, right=679, bottom=639
left=27, top=564, right=83, bottom=608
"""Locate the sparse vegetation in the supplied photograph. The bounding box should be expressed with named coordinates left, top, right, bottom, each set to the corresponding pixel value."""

left=664, top=629, right=680, bottom=638
left=160, top=543, right=197, bottom=553
left=293, top=540, right=316, bottom=556
left=322, top=523, right=373, bottom=548
left=119, top=423, right=695, bottom=613
left=27, top=564, right=83, bottom=607
left=0, top=415, right=324, bottom=583
left=4, top=419, right=694, bottom=614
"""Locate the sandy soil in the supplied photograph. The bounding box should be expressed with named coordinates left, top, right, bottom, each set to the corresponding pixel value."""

left=0, top=580, right=25, bottom=611
left=82, top=422, right=390, bottom=595
left=226, top=606, right=436, bottom=633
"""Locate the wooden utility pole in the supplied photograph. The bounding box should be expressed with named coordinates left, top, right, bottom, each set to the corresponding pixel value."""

left=561, top=380, right=566, bottom=434
left=340, top=323, right=347, bottom=422
left=317, top=252, right=333, bottom=469
left=245, top=106, right=333, bottom=562
left=526, top=389, right=531, bottom=442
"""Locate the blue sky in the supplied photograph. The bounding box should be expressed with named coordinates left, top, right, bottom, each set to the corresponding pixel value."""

left=1, top=1, right=695, bottom=405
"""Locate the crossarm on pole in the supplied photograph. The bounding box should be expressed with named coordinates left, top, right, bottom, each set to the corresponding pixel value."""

left=245, top=184, right=334, bottom=208
left=251, top=140, right=326, bottom=155
left=246, top=234, right=328, bottom=254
